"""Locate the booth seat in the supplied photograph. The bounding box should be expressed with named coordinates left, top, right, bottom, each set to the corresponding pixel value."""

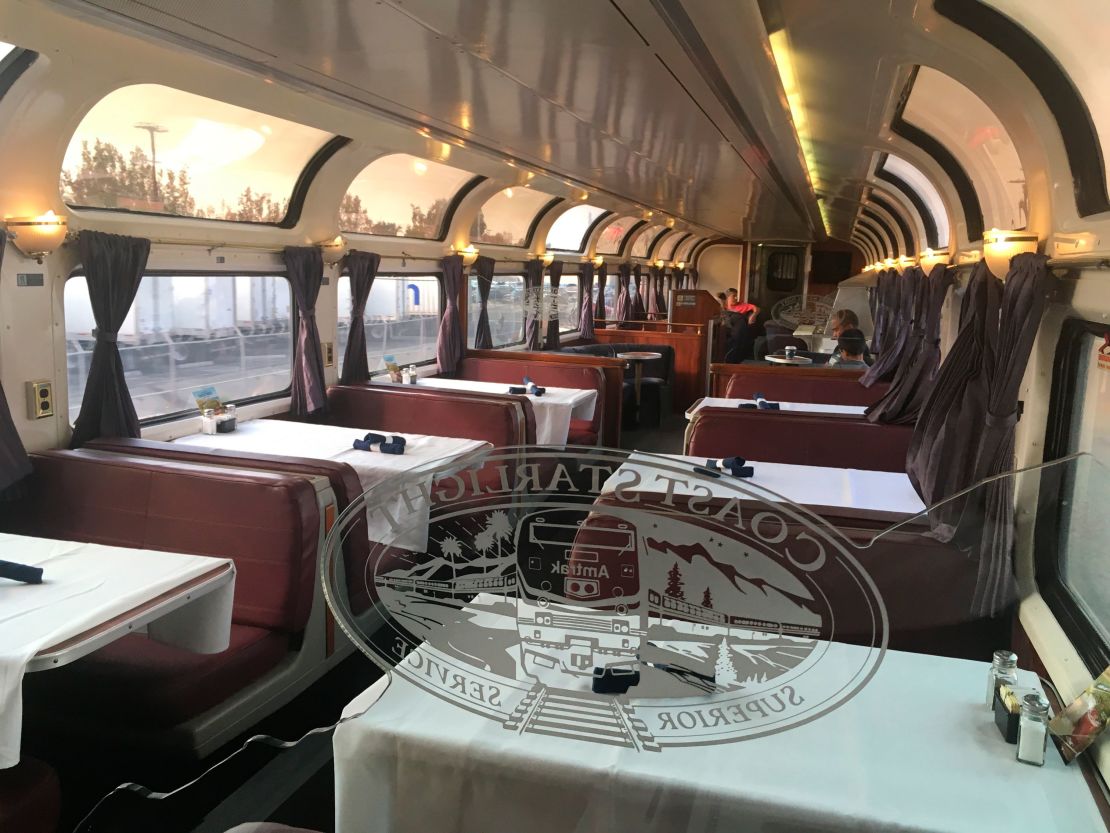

left=716, top=364, right=888, bottom=406
left=0, top=756, right=59, bottom=833
left=685, top=408, right=912, bottom=472
left=560, top=343, right=675, bottom=425
left=12, top=450, right=327, bottom=755
left=451, top=357, right=606, bottom=445
left=85, top=437, right=377, bottom=615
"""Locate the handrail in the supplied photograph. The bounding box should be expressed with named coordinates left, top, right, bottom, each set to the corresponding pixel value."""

left=593, top=318, right=705, bottom=334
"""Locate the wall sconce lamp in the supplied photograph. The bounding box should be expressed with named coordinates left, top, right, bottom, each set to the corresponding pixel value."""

left=983, top=228, right=1038, bottom=276
left=5, top=211, right=67, bottom=263
left=883, top=258, right=897, bottom=268
left=863, top=263, right=875, bottom=272
left=918, top=248, right=951, bottom=268
left=897, top=255, right=916, bottom=269
left=654, top=259, right=665, bottom=268
left=541, top=251, right=554, bottom=266
left=319, top=234, right=348, bottom=266
left=592, top=255, right=604, bottom=267
left=675, top=261, right=685, bottom=270
left=457, top=244, right=480, bottom=266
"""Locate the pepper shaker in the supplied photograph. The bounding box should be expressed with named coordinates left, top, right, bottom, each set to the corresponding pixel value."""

left=986, top=650, right=1019, bottom=708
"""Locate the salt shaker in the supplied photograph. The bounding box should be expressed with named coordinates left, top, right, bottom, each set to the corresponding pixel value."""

left=1016, top=694, right=1050, bottom=766
left=201, top=407, right=217, bottom=435
left=986, top=649, right=1018, bottom=707
left=407, top=364, right=418, bottom=383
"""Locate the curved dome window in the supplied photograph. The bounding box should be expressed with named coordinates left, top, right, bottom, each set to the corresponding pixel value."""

left=545, top=204, right=608, bottom=252
left=674, top=235, right=702, bottom=263
left=342, top=153, right=478, bottom=239
left=879, top=154, right=951, bottom=248
left=630, top=224, right=667, bottom=259
left=655, top=231, right=688, bottom=262
left=62, top=84, right=333, bottom=223
left=471, top=187, right=556, bottom=247
left=596, top=216, right=642, bottom=255
left=902, top=67, right=1026, bottom=231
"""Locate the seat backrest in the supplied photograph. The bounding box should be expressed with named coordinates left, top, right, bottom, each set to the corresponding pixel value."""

left=721, top=367, right=888, bottom=406
left=559, top=344, right=617, bottom=359
left=454, top=357, right=605, bottom=435
left=767, top=335, right=809, bottom=353
left=6, top=450, right=320, bottom=633
left=84, top=437, right=375, bottom=614
left=685, top=408, right=912, bottom=472
left=600, top=342, right=675, bottom=382
left=326, top=384, right=535, bottom=446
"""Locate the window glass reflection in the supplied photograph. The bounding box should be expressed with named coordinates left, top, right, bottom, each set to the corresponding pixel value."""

left=472, top=188, right=555, bottom=247
left=337, top=275, right=442, bottom=371
left=881, top=154, right=951, bottom=248
left=597, top=216, right=641, bottom=254
left=342, top=154, right=475, bottom=239
left=630, top=224, right=667, bottom=258
left=545, top=204, right=607, bottom=251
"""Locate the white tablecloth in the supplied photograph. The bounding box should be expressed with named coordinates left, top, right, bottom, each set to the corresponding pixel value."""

left=334, top=642, right=1102, bottom=833
left=173, top=419, right=491, bottom=550
left=0, top=533, right=234, bottom=768
left=603, top=452, right=925, bottom=517
left=374, top=378, right=597, bottom=446
left=686, top=397, right=868, bottom=418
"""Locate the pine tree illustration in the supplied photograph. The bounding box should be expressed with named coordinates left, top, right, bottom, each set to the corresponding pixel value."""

left=665, top=563, right=685, bottom=599
left=702, top=587, right=713, bottom=609
left=715, top=636, right=738, bottom=688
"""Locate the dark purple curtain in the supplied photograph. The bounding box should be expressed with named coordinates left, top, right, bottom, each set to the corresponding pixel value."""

left=595, top=262, right=609, bottom=322
left=688, top=267, right=699, bottom=289
left=660, top=270, right=671, bottom=315
left=867, top=263, right=955, bottom=424
left=969, top=253, right=1054, bottom=615
left=70, top=231, right=150, bottom=447
left=861, top=267, right=920, bottom=386
left=674, top=268, right=686, bottom=292
left=0, top=240, right=30, bottom=488
left=545, top=260, right=564, bottom=350
left=524, top=258, right=544, bottom=349
left=578, top=262, right=596, bottom=340
left=906, top=261, right=1003, bottom=537
left=869, top=268, right=898, bottom=355
left=614, top=263, right=632, bottom=325
left=338, top=250, right=380, bottom=385
left=437, top=253, right=465, bottom=372
left=646, top=266, right=660, bottom=319
left=284, top=246, right=328, bottom=418
left=471, top=255, right=496, bottom=350
left=631, top=264, right=647, bottom=320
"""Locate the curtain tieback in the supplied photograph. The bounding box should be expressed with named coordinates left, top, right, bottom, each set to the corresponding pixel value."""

left=984, top=409, right=1018, bottom=430
left=92, top=329, right=117, bottom=344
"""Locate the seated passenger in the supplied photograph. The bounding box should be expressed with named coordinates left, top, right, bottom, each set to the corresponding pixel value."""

left=725, top=288, right=760, bottom=323
left=828, top=329, right=869, bottom=368
left=830, top=308, right=860, bottom=338
left=716, top=291, right=728, bottom=308
left=722, top=310, right=756, bottom=363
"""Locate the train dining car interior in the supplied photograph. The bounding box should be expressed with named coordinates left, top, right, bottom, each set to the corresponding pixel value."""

left=3, top=0, right=1110, bottom=831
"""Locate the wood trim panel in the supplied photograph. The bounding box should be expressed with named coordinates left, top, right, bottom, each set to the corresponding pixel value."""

left=709, top=362, right=866, bottom=396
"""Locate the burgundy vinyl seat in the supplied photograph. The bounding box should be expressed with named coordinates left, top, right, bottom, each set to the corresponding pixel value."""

left=12, top=450, right=319, bottom=730
left=721, top=367, right=888, bottom=406
left=685, top=408, right=912, bottom=472
left=0, top=757, right=59, bottom=833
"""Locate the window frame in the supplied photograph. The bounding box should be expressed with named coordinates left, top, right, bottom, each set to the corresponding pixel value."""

left=1035, top=316, right=1110, bottom=674
left=337, top=271, right=446, bottom=377
left=64, top=268, right=297, bottom=427
left=0, top=45, right=37, bottom=100
left=544, top=205, right=612, bottom=253
left=599, top=217, right=646, bottom=256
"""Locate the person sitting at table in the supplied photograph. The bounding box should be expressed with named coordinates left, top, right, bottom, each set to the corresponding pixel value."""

left=827, top=328, right=869, bottom=368
left=725, top=288, right=760, bottom=324
left=722, top=310, right=757, bottom=363
left=829, top=308, right=859, bottom=338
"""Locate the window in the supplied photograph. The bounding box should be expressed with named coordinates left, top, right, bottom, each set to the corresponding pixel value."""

left=0, top=42, right=16, bottom=63
left=472, top=188, right=556, bottom=247
left=880, top=154, right=950, bottom=248
left=656, top=232, right=687, bottom=263
left=766, top=252, right=801, bottom=292
left=62, top=85, right=332, bottom=223
left=545, top=204, right=608, bottom=252
left=630, top=224, right=667, bottom=259
left=597, top=216, right=642, bottom=255
left=337, top=274, right=442, bottom=373
left=1039, top=320, right=1110, bottom=672
left=556, top=280, right=581, bottom=333
left=65, top=273, right=292, bottom=422
left=674, top=235, right=701, bottom=264
left=341, top=154, right=476, bottom=239
left=902, top=67, right=1026, bottom=231
left=468, top=274, right=525, bottom=348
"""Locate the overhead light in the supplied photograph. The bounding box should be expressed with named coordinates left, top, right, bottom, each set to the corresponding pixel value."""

left=541, top=251, right=554, bottom=266
left=884, top=258, right=897, bottom=268
left=319, top=234, right=347, bottom=265
left=5, top=211, right=67, bottom=263
left=412, top=160, right=429, bottom=175
left=592, top=255, right=604, bottom=267
left=503, top=188, right=514, bottom=199
left=654, top=259, right=665, bottom=268
left=457, top=244, right=480, bottom=266
left=665, top=218, right=676, bottom=228
left=769, top=28, right=827, bottom=234
left=675, top=261, right=685, bottom=270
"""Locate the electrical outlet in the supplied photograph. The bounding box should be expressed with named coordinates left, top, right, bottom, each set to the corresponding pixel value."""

left=323, top=341, right=335, bottom=367
left=25, top=380, right=53, bottom=419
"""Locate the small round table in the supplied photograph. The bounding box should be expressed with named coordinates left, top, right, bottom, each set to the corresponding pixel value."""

left=617, top=351, right=663, bottom=423
left=766, top=354, right=814, bottom=366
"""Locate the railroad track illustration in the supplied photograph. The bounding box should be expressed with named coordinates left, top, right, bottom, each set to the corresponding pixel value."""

left=503, top=683, right=659, bottom=752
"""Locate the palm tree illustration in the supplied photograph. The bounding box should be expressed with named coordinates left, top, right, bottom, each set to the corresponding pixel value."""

left=488, top=510, right=513, bottom=563
left=442, top=536, right=463, bottom=583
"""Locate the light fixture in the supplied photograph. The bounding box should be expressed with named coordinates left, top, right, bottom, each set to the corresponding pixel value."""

left=654, top=259, right=665, bottom=268
left=319, top=234, right=347, bottom=265
left=541, top=251, right=554, bottom=266
left=675, top=260, right=685, bottom=270
left=592, top=255, right=604, bottom=267
left=412, top=159, right=429, bottom=175
left=665, top=218, right=676, bottom=228
left=1051, top=231, right=1098, bottom=258
left=457, top=244, right=480, bottom=266
left=503, top=188, right=514, bottom=199
left=983, top=228, right=1038, bottom=276
left=898, top=255, right=916, bottom=269
left=873, top=261, right=886, bottom=271
left=956, top=249, right=983, bottom=266
left=5, top=211, right=67, bottom=263
left=919, top=248, right=950, bottom=268
left=863, top=263, right=875, bottom=272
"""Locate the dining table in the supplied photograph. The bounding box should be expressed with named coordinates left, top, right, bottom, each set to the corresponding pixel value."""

left=686, top=397, right=868, bottom=419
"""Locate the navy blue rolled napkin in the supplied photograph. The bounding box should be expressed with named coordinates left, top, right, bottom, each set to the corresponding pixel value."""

left=752, top=392, right=780, bottom=410
left=523, top=376, right=546, bottom=396
left=0, top=559, right=43, bottom=584
left=738, top=403, right=758, bottom=409
left=508, top=385, right=527, bottom=395
left=698, top=457, right=753, bottom=478
left=352, top=433, right=407, bottom=454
